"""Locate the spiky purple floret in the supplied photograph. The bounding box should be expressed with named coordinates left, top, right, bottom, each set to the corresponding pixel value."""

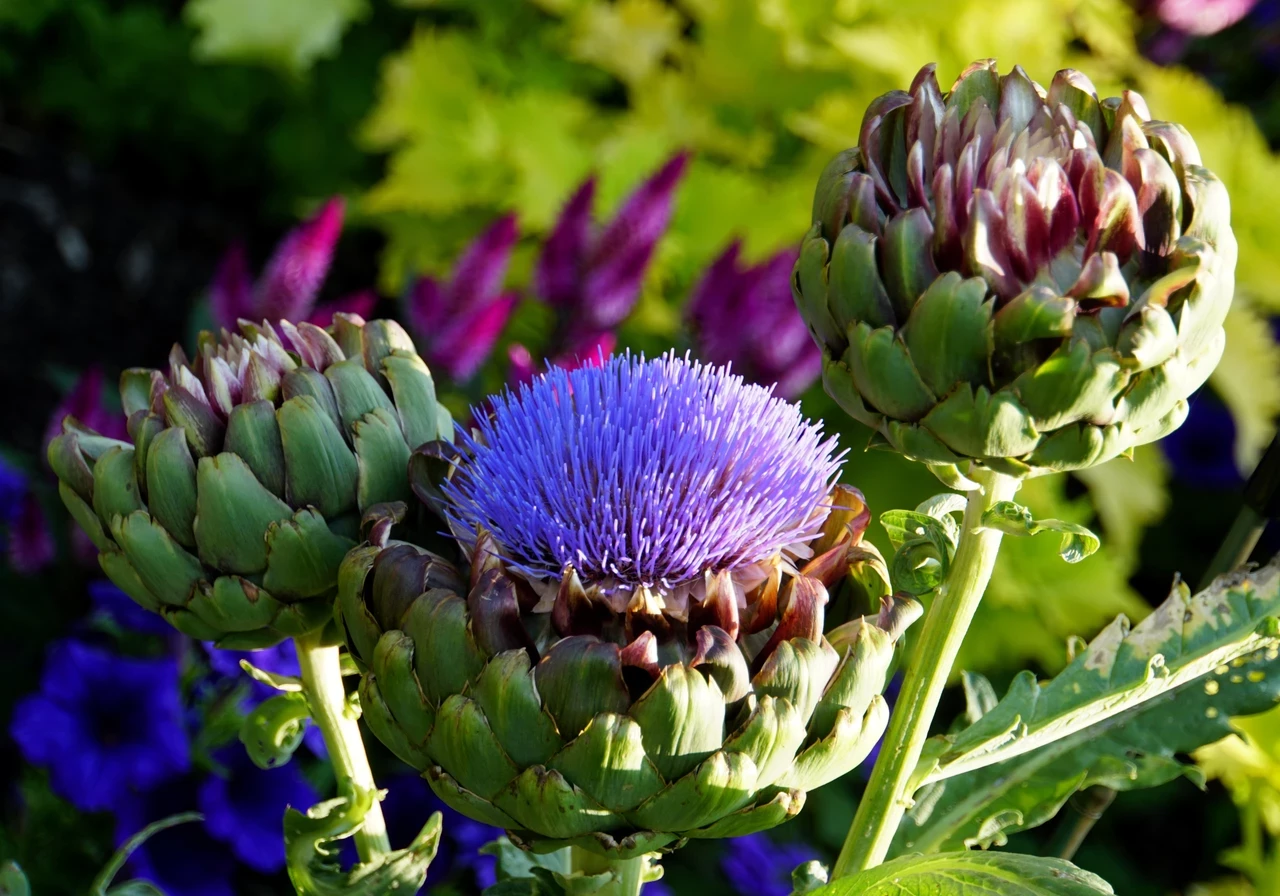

left=444, top=352, right=844, bottom=591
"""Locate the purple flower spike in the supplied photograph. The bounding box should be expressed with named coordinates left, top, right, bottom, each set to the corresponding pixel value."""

left=305, top=289, right=378, bottom=329
left=507, top=331, right=617, bottom=387
left=445, top=352, right=843, bottom=595
left=408, top=215, right=520, bottom=382
left=43, top=367, right=127, bottom=451
left=1154, top=0, right=1258, bottom=35
left=9, top=492, right=54, bottom=574
left=10, top=639, right=189, bottom=812
left=209, top=242, right=254, bottom=328
left=534, top=153, right=689, bottom=334
left=688, top=241, right=820, bottom=399
left=254, top=197, right=345, bottom=323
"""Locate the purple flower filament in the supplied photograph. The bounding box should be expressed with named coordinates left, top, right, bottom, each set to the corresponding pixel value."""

left=444, top=353, right=844, bottom=594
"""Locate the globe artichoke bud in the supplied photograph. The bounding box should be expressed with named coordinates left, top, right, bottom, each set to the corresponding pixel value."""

left=796, top=59, right=1236, bottom=478
left=49, top=315, right=453, bottom=649
left=336, top=354, right=918, bottom=858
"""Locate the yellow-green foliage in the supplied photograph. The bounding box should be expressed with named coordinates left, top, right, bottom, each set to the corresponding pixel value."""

left=188, top=0, right=1280, bottom=675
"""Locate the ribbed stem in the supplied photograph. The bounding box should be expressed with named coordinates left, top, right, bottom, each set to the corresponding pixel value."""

left=832, top=469, right=1020, bottom=876
left=294, top=632, right=391, bottom=863
left=569, top=847, right=647, bottom=896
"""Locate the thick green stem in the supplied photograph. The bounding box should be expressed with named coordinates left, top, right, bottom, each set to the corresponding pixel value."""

left=294, top=633, right=391, bottom=863
left=832, top=469, right=1020, bottom=877
left=569, top=847, right=647, bottom=896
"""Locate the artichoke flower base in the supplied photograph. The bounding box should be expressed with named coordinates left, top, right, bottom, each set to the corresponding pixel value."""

left=796, top=60, right=1237, bottom=478
left=48, top=316, right=453, bottom=647
left=339, top=532, right=914, bottom=858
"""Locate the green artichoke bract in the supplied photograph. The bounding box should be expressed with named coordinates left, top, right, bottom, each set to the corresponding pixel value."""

left=336, top=354, right=918, bottom=858
left=49, top=315, right=452, bottom=648
left=795, top=59, right=1236, bottom=478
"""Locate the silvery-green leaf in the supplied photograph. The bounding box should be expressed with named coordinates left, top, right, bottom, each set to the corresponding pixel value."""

left=284, top=784, right=441, bottom=896
left=980, top=500, right=1100, bottom=562
left=807, top=852, right=1112, bottom=896
left=915, top=559, right=1280, bottom=785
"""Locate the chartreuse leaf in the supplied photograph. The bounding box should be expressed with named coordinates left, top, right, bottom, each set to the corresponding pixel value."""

left=185, top=0, right=367, bottom=74
left=807, top=852, right=1112, bottom=896
left=240, top=691, right=311, bottom=770
left=981, top=500, right=1100, bottom=563
left=285, top=783, right=441, bottom=896
left=891, top=560, right=1280, bottom=856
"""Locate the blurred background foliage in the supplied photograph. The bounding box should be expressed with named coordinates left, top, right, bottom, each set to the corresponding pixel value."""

left=4, top=0, right=1280, bottom=893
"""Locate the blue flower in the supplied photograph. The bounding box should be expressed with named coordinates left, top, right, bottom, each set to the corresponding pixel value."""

left=444, top=352, right=843, bottom=606
left=0, top=456, right=28, bottom=522
left=721, top=833, right=821, bottom=896
left=114, top=776, right=236, bottom=896
left=379, top=773, right=501, bottom=890
left=199, top=746, right=319, bottom=873
left=205, top=641, right=325, bottom=756
left=10, top=639, right=188, bottom=812
left=1160, top=391, right=1242, bottom=489
left=89, top=580, right=174, bottom=636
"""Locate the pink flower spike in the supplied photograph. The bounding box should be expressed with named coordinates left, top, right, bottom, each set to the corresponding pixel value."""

left=255, top=197, right=346, bottom=323
left=209, top=242, right=254, bottom=330
left=507, top=344, right=539, bottom=387
left=306, top=290, right=378, bottom=328
left=10, top=493, right=54, bottom=574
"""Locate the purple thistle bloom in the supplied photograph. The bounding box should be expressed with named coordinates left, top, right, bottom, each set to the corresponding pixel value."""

left=115, top=777, right=236, bottom=896
left=722, top=833, right=821, bottom=896
left=208, top=198, right=374, bottom=330
left=10, top=639, right=189, bottom=812
left=444, top=352, right=843, bottom=596
left=534, top=154, right=689, bottom=336
left=199, top=746, right=319, bottom=873
left=407, top=214, right=520, bottom=383
left=687, top=241, right=820, bottom=400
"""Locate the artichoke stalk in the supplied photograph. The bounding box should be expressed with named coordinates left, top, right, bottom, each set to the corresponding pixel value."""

left=795, top=59, right=1236, bottom=479
left=336, top=354, right=918, bottom=863
left=47, top=314, right=453, bottom=647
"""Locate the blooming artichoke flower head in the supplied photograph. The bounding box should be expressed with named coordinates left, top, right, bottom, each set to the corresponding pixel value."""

left=337, top=353, right=919, bottom=857
left=796, top=59, right=1236, bottom=479
left=48, top=315, right=453, bottom=648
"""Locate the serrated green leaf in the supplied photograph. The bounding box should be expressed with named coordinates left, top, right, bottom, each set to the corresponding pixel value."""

left=981, top=501, right=1100, bottom=563
left=285, top=784, right=442, bottom=896
left=892, top=560, right=1280, bottom=855
left=185, top=0, right=368, bottom=74
left=810, top=851, right=1113, bottom=895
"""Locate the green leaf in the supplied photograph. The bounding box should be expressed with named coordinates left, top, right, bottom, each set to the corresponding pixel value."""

left=981, top=501, right=1100, bottom=563
left=809, top=852, right=1113, bottom=896
left=285, top=784, right=442, bottom=896
left=893, top=560, right=1280, bottom=855
left=91, top=813, right=203, bottom=896
left=185, top=0, right=368, bottom=74
left=880, top=508, right=955, bottom=595
left=791, top=861, right=829, bottom=895
left=240, top=691, right=311, bottom=770
left=240, top=658, right=303, bottom=692
left=0, top=862, right=30, bottom=896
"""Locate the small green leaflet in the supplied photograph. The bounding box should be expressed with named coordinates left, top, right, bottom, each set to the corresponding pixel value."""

left=806, top=851, right=1113, bottom=895
left=284, top=784, right=441, bottom=896
left=880, top=493, right=967, bottom=595
left=981, top=501, right=1100, bottom=563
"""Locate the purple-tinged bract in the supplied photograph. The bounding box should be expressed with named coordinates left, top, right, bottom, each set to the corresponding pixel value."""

left=444, top=353, right=843, bottom=596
